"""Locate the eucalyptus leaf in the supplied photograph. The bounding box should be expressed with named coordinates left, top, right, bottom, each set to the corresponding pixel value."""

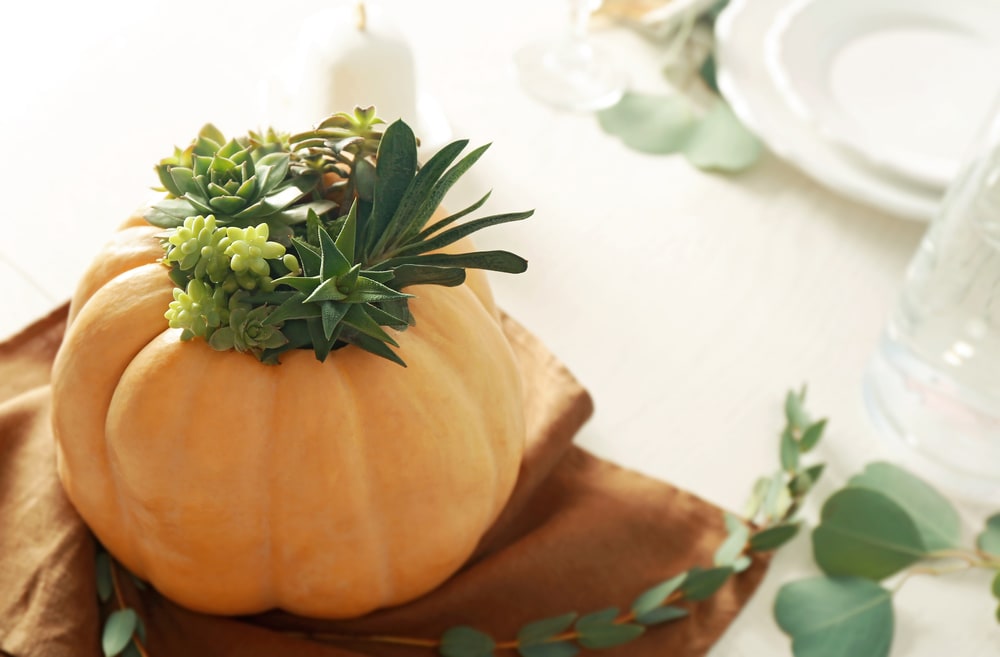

left=775, top=576, right=893, bottom=657
left=813, top=488, right=927, bottom=580
left=102, top=609, right=138, bottom=657
left=440, top=626, right=495, bottom=657
left=635, top=605, right=689, bottom=626
left=800, top=419, right=826, bottom=452
left=992, top=572, right=1000, bottom=599
left=848, top=462, right=960, bottom=551
left=804, top=464, right=826, bottom=487
left=733, top=555, right=753, bottom=573
left=749, top=523, right=800, bottom=552
left=780, top=427, right=799, bottom=472
left=784, top=388, right=809, bottom=430
left=631, top=572, right=686, bottom=618
left=681, top=566, right=733, bottom=601
left=724, top=512, right=744, bottom=534
left=744, top=476, right=770, bottom=520
left=977, top=513, right=1000, bottom=557
left=575, top=606, right=644, bottom=650
left=683, top=101, right=762, bottom=172
left=597, top=92, right=698, bottom=155
left=96, top=552, right=112, bottom=603
left=517, top=612, right=578, bottom=644
left=763, top=470, right=787, bottom=520
left=714, top=524, right=750, bottom=567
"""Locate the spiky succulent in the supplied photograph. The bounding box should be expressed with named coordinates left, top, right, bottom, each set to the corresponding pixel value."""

left=146, top=124, right=334, bottom=239
left=157, top=110, right=532, bottom=365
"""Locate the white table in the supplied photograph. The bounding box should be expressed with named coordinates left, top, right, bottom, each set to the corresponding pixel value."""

left=1, top=1, right=996, bottom=655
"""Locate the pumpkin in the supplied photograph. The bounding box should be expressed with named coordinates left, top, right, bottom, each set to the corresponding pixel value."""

left=50, top=114, right=531, bottom=618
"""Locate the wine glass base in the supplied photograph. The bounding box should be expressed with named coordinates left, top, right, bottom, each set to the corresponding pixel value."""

left=514, top=39, right=626, bottom=112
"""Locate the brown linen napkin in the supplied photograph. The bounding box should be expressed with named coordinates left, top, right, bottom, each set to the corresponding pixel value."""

left=0, top=305, right=770, bottom=657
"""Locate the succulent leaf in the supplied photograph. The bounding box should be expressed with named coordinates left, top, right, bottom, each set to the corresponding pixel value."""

left=157, top=108, right=530, bottom=365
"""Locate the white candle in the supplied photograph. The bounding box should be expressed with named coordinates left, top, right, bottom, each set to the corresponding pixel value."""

left=285, top=1, right=418, bottom=128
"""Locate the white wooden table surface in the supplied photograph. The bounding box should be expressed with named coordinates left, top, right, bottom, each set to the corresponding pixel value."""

left=1, top=1, right=997, bottom=654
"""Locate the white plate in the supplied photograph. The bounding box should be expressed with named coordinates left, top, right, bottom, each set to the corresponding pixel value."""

left=715, top=0, right=943, bottom=221
left=765, top=0, right=1000, bottom=191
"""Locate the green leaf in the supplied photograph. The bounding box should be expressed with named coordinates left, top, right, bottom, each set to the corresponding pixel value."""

left=744, top=476, right=770, bottom=519
left=992, top=572, right=1000, bottom=600
left=784, top=387, right=809, bottom=430
left=714, top=524, right=750, bottom=566
left=631, top=572, right=686, bottom=618
left=343, top=331, right=406, bottom=367
left=800, top=419, right=826, bottom=452
left=102, top=609, right=138, bottom=657
left=575, top=608, right=644, bottom=650
left=399, top=142, right=492, bottom=245
left=518, top=643, right=579, bottom=657
left=391, top=264, right=467, bottom=289
left=369, top=135, right=466, bottom=257
left=342, top=304, right=398, bottom=347
left=321, top=302, right=349, bottom=340
left=681, top=566, right=733, bottom=601
left=977, top=513, right=1000, bottom=557
left=733, top=555, right=753, bottom=573
left=96, top=552, right=112, bottom=603
left=598, top=92, right=698, bottom=154
left=813, top=488, right=927, bottom=580
left=763, top=470, right=789, bottom=520
left=265, top=292, right=320, bottom=324
left=749, top=523, right=800, bottom=552
left=382, top=250, right=527, bottom=274
left=848, top=462, right=961, bottom=551
left=145, top=198, right=195, bottom=227
left=775, top=576, right=893, bottom=657
left=415, top=190, right=492, bottom=241
left=393, top=210, right=533, bottom=258
left=292, top=235, right=321, bottom=276
left=517, top=612, right=578, bottom=656
left=518, top=612, right=578, bottom=643
left=440, top=626, right=495, bottom=657
left=781, top=427, right=799, bottom=472
left=335, top=200, right=358, bottom=263
left=635, top=605, right=688, bottom=626
left=367, top=120, right=419, bottom=254
left=683, top=101, right=762, bottom=172
left=318, top=223, right=351, bottom=279
left=804, top=464, right=826, bottom=486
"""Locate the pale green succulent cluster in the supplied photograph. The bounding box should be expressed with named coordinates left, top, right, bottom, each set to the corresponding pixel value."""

left=162, top=216, right=299, bottom=356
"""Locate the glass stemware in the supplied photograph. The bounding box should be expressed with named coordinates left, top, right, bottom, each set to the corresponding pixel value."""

left=514, top=0, right=626, bottom=111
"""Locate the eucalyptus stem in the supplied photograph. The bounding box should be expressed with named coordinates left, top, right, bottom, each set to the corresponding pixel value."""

left=109, top=560, right=151, bottom=657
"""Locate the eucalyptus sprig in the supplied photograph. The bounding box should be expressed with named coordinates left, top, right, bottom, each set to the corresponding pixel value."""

left=153, top=110, right=532, bottom=365
left=775, top=461, right=1000, bottom=657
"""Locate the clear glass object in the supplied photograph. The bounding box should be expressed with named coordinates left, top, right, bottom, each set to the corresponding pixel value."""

left=514, top=0, right=626, bottom=112
left=864, top=92, right=1000, bottom=498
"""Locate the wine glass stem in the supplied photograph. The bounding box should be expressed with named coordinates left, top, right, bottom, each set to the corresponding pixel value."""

left=569, top=0, right=597, bottom=40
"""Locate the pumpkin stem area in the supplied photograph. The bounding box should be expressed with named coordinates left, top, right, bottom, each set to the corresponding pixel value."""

left=148, top=106, right=532, bottom=366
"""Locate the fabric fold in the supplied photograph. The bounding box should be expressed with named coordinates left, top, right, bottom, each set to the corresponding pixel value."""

left=0, top=306, right=769, bottom=657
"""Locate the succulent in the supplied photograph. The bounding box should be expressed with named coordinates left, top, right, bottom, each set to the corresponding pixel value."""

left=146, top=124, right=334, bottom=239
left=164, top=279, right=229, bottom=340
left=208, top=292, right=288, bottom=356
left=156, top=111, right=533, bottom=366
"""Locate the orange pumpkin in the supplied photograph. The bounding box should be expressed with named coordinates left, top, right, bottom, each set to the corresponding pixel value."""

left=51, top=209, right=526, bottom=618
